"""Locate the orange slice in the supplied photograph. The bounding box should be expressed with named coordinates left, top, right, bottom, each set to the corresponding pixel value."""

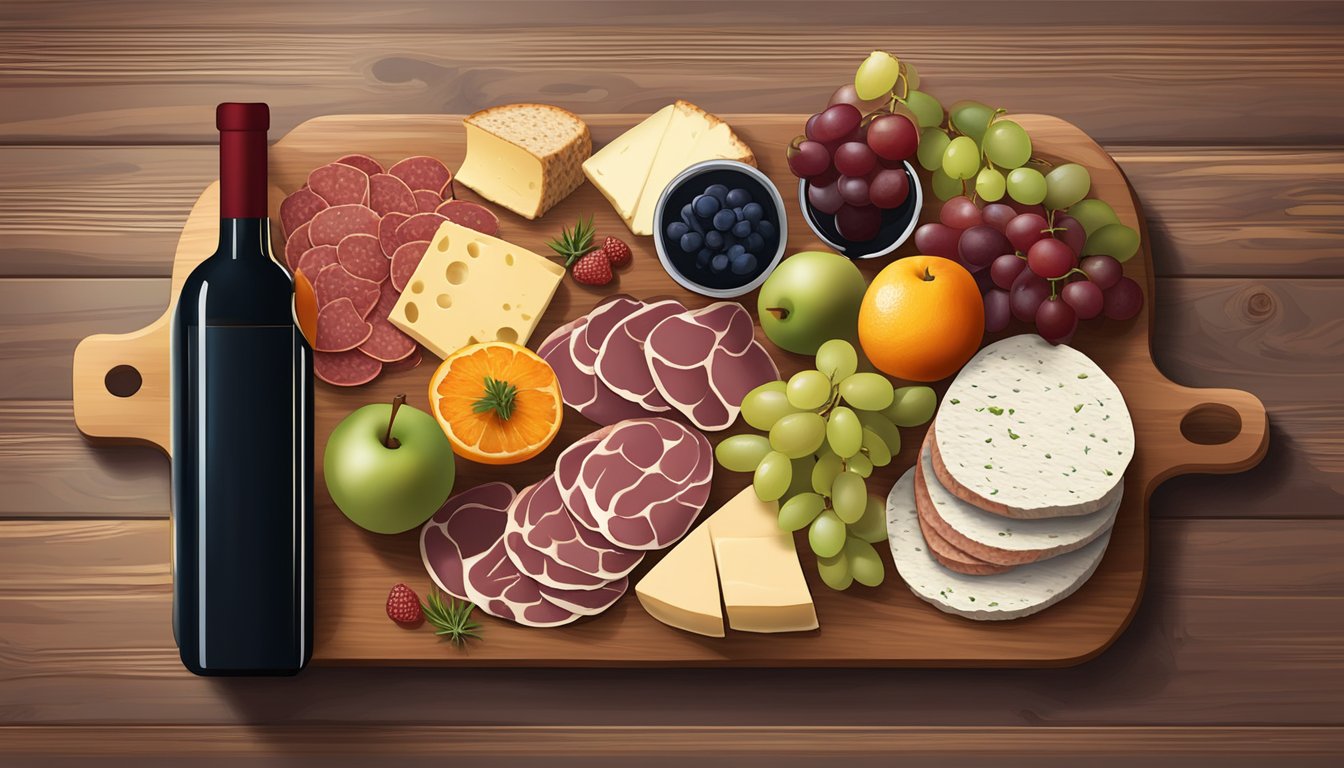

left=428, top=341, right=563, bottom=465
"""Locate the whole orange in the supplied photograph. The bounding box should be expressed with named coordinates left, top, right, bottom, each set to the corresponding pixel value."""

left=858, top=255, right=985, bottom=382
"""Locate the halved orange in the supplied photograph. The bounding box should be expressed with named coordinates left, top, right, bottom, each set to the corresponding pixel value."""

left=428, top=341, right=563, bottom=465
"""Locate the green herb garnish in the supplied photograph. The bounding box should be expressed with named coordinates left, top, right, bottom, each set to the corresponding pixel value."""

left=1007, top=428, right=1020, bottom=440
left=473, top=376, right=518, bottom=420
left=546, top=216, right=599, bottom=267
left=421, top=591, right=482, bottom=647
left=988, top=406, right=1004, bottom=416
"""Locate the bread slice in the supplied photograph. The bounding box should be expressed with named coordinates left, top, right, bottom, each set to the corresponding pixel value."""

left=456, top=103, right=591, bottom=219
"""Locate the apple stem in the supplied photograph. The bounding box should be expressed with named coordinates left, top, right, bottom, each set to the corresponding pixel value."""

left=765, top=307, right=789, bottom=320
left=923, top=267, right=935, bottom=282
left=383, top=394, right=406, bottom=449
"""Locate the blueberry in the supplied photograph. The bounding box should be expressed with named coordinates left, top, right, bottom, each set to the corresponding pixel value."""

left=726, top=188, right=751, bottom=208
left=680, top=231, right=704, bottom=253
left=705, top=184, right=729, bottom=202
left=746, top=232, right=765, bottom=252
left=727, top=243, right=746, bottom=258
left=711, top=253, right=730, bottom=273
left=705, top=230, right=724, bottom=250
left=712, top=209, right=736, bottom=232
left=757, top=220, right=776, bottom=240
left=666, top=221, right=688, bottom=241
left=693, top=194, right=720, bottom=218
left=732, top=220, right=752, bottom=238
left=695, top=248, right=712, bottom=269
left=683, top=205, right=704, bottom=234
left=743, top=202, right=764, bottom=223
left=730, top=252, right=757, bottom=275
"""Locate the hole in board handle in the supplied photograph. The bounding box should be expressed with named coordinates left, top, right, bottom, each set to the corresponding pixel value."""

left=105, top=365, right=142, bottom=398
left=1180, top=403, right=1242, bottom=446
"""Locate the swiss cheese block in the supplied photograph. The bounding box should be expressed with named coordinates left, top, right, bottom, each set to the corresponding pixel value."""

left=581, top=104, right=675, bottom=223
left=707, top=486, right=817, bottom=634
left=455, top=104, right=591, bottom=220
left=388, top=221, right=564, bottom=359
left=634, top=524, right=723, bottom=638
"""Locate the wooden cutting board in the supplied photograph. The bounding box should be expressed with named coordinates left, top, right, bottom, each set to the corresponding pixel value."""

left=72, top=113, right=1267, bottom=666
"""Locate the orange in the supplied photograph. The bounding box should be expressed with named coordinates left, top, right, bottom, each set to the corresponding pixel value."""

left=428, top=341, right=562, bottom=465
left=293, top=269, right=318, bottom=348
left=857, top=255, right=984, bottom=382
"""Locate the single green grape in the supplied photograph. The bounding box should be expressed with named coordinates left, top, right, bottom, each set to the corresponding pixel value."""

left=778, top=492, right=825, bottom=532
left=982, top=119, right=1032, bottom=169
left=917, top=128, right=951, bottom=172
left=786, top=369, right=832, bottom=411
left=849, top=494, right=888, bottom=544
left=1043, top=163, right=1091, bottom=211
left=817, top=552, right=854, bottom=591
left=847, top=452, right=874, bottom=478
left=740, top=381, right=797, bottom=430
left=844, top=537, right=886, bottom=587
left=949, top=100, right=993, bottom=144
left=1006, top=167, right=1047, bottom=205
left=811, top=449, right=844, bottom=494
left=839, top=372, right=895, bottom=411
left=815, top=339, right=858, bottom=381
left=901, top=60, right=921, bottom=90
left=861, top=428, right=892, bottom=467
left=942, top=135, right=981, bottom=181
left=884, top=385, right=937, bottom=427
left=714, top=434, right=772, bottom=473
left=904, top=89, right=943, bottom=129
left=1067, top=198, right=1119, bottom=236
left=855, top=410, right=902, bottom=455
left=975, top=166, right=1006, bottom=202
left=808, top=508, right=847, bottom=558
left=831, top=470, right=867, bottom=524
left=826, top=406, right=863, bottom=458
left=753, top=450, right=792, bottom=502
left=769, top=411, right=826, bottom=459
left=854, top=50, right=901, bottom=101
left=931, top=168, right=963, bottom=201
left=1083, top=222, right=1141, bottom=262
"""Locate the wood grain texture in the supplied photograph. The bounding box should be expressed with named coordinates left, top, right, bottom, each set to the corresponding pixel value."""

left=6, top=145, right=1341, bottom=279
left=1, top=26, right=1341, bottom=144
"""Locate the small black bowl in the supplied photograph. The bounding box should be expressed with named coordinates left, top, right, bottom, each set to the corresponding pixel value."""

left=798, top=161, right=923, bottom=259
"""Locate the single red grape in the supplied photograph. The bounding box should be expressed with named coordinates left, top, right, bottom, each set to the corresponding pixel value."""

left=835, top=204, right=882, bottom=242
left=1010, top=268, right=1050, bottom=323
left=914, top=223, right=961, bottom=259
left=812, top=103, right=862, bottom=143
left=1079, top=254, right=1122, bottom=291
left=990, top=253, right=1027, bottom=290
left=1053, top=214, right=1086, bottom=255
left=940, top=196, right=983, bottom=230
left=1103, top=277, right=1144, bottom=320
left=1035, top=297, right=1078, bottom=344
left=1005, top=213, right=1049, bottom=252
left=1026, top=237, right=1078, bottom=279
left=984, top=289, right=1011, bottom=332
left=788, top=140, right=831, bottom=179
left=807, top=181, right=844, bottom=215
left=837, top=175, right=871, bottom=206
left=866, top=113, right=919, bottom=161
left=804, top=112, right=822, bottom=142
left=869, top=168, right=910, bottom=209
left=1060, top=279, right=1104, bottom=320
left=982, top=203, right=1016, bottom=233
left=959, top=225, right=1012, bottom=270
left=834, top=141, right=877, bottom=177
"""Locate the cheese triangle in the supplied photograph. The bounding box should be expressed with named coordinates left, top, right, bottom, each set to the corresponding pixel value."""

left=634, top=523, right=723, bottom=638
left=582, top=104, right=674, bottom=222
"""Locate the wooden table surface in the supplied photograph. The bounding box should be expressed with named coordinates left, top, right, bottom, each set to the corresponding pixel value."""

left=1, top=1, right=1341, bottom=765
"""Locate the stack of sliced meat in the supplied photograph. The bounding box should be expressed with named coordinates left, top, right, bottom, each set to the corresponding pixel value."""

left=539, top=295, right=779, bottom=431
left=420, top=417, right=713, bottom=627
left=277, top=154, right=500, bottom=386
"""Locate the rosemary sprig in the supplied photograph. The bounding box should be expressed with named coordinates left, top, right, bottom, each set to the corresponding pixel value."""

left=420, top=590, right=482, bottom=647
left=546, top=216, right=599, bottom=268
left=472, top=376, right=518, bottom=421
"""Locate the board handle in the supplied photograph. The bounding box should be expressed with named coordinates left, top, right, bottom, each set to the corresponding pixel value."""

left=72, top=311, right=172, bottom=456
left=1147, top=384, right=1267, bottom=485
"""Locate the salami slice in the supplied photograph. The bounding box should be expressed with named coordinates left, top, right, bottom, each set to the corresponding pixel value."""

left=359, top=315, right=417, bottom=362
left=314, top=348, right=382, bottom=387
left=390, top=240, right=431, bottom=292
left=336, top=233, right=389, bottom=283
left=279, top=188, right=327, bottom=239
left=283, top=221, right=313, bottom=271
left=315, top=297, right=374, bottom=352
left=296, top=244, right=340, bottom=280
left=414, top=189, right=442, bottom=213
left=313, top=263, right=380, bottom=317
left=436, top=199, right=500, bottom=236
left=379, top=212, right=410, bottom=259
left=368, top=173, right=418, bottom=217
left=383, top=346, right=423, bottom=374
left=393, top=212, right=448, bottom=251
left=335, top=153, right=384, bottom=176
left=389, top=156, right=453, bottom=193
left=309, top=204, right=381, bottom=247
left=308, top=162, right=370, bottom=207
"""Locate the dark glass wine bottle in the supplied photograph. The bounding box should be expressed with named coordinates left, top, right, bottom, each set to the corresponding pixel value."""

left=171, top=103, right=314, bottom=676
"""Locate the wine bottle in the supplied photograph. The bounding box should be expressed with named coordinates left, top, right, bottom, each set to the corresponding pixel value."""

left=171, top=103, right=314, bottom=676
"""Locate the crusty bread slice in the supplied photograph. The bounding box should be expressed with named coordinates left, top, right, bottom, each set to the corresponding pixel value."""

left=465, top=103, right=588, bottom=156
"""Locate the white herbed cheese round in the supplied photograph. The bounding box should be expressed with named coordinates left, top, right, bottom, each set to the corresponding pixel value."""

left=933, top=335, right=1134, bottom=518
left=888, top=467, right=1111, bottom=621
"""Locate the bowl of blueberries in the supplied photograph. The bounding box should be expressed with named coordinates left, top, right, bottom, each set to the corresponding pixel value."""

left=654, top=160, right=788, bottom=298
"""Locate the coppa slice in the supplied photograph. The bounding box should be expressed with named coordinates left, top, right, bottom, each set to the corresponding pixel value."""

left=504, top=474, right=644, bottom=589
left=420, top=482, right=517, bottom=600
left=932, top=334, right=1134, bottom=519
left=645, top=302, right=779, bottom=432
left=553, top=424, right=616, bottom=532
left=464, top=537, right=582, bottom=628
left=887, top=467, right=1112, bottom=621
left=594, top=298, right=684, bottom=412
left=542, top=316, right=650, bottom=427
left=569, top=295, right=644, bottom=375
left=537, top=577, right=628, bottom=617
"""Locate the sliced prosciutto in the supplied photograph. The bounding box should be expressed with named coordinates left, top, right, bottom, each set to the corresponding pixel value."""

left=594, top=298, right=685, bottom=412
left=419, top=482, right=517, bottom=600
left=504, top=474, right=644, bottom=590
left=570, top=417, right=713, bottom=550
left=645, top=302, right=780, bottom=432
left=569, top=295, right=643, bottom=375
left=540, top=315, right=649, bottom=427
left=554, top=425, right=615, bottom=532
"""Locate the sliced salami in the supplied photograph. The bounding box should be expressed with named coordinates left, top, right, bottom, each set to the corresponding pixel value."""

left=414, top=189, right=442, bottom=213
left=436, top=199, right=499, bottom=236
left=383, top=346, right=423, bottom=374
left=314, top=297, right=373, bottom=352
left=595, top=299, right=685, bottom=412
left=313, top=263, right=380, bottom=317
left=283, top=221, right=313, bottom=271
left=389, top=155, right=453, bottom=193
left=335, top=153, right=384, bottom=177
left=309, top=204, right=381, bottom=247
left=279, top=187, right=327, bottom=239
left=420, top=483, right=517, bottom=601
left=570, top=296, right=644, bottom=375
left=296, top=244, right=339, bottom=280
left=537, top=577, right=628, bottom=617
left=379, top=212, right=410, bottom=259
left=504, top=474, right=644, bottom=590
left=392, top=212, right=448, bottom=251
left=390, top=240, right=430, bottom=293
left=308, top=162, right=369, bottom=207
left=336, top=233, right=389, bottom=283
left=541, top=317, right=649, bottom=426
left=359, top=315, right=418, bottom=363
left=314, top=348, right=382, bottom=387
left=367, top=173, right=418, bottom=217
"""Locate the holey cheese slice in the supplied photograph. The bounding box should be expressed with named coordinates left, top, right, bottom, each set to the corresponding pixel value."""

left=888, top=467, right=1111, bottom=621
left=389, top=221, right=564, bottom=359
left=456, top=104, right=591, bottom=220
left=933, top=335, right=1135, bottom=519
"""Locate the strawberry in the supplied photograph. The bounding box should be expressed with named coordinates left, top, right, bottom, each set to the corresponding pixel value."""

left=602, top=236, right=632, bottom=268
left=386, top=583, right=423, bottom=627
left=572, top=249, right=614, bottom=286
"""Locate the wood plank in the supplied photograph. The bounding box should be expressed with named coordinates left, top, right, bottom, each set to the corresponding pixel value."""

left=2, top=725, right=1343, bottom=767
left=1, top=27, right=1342, bottom=144
left=5, top=145, right=1340, bottom=279
left=0, top=518, right=1340, bottom=725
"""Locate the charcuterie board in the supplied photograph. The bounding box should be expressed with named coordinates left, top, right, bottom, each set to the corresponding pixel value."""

left=72, top=113, right=1267, bottom=666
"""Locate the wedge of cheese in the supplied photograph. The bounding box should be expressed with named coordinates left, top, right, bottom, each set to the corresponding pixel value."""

left=388, top=221, right=564, bottom=359
left=634, top=524, right=723, bottom=638
left=456, top=104, right=591, bottom=220
left=584, top=100, right=755, bottom=236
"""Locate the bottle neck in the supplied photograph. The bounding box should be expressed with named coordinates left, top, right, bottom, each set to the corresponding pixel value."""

left=218, top=118, right=268, bottom=220
left=216, top=218, right=271, bottom=260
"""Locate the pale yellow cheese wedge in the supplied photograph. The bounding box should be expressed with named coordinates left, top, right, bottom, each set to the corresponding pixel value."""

left=582, top=104, right=675, bottom=223
left=455, top=103, right=591, bottom=220
left=634, top=524, right=723, bottom=638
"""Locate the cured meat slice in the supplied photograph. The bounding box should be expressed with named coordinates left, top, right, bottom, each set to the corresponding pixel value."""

left=314, top=348, right=382, bottom=387
left=554, top=424, right=616, bottom=531
left=279, top=187, right=327, bottom=239
left=284, top=221, right=313, bottom=271
left=569, top=296, right=643, bottom=374
left=645, top=302, right=779, bottom=432
left=595, top=298, right=684, bottom=412
left=540, top=317, right=649, bottom=426
left=379, top=212, right=410, bottom=259
left=436, top=199, right=500, bottom=236
left=389, top=155, right=453, bottom=194
left=392, top=212, right=448, bottom=251
left=336, top=233, right=389, bottom=283
left=367, top=173, right=418, bottom=217
left=914, top=503, right=1012, bottom=576
left=308, top=162, right=370, bottom=207
left=537, top=577, right=628, bottom=617
left=313, top=263, right=380, bottom=317
left=413, top=189, right=442, bottom=213
left=463, top=537, right=581, bottom=628
left=420, top=482, right=517, bottom=600
left=314, top=297, right=373, bottom=352
left=309, top=204, right=381, bottom=247
left=389, top=240, right=431, bottom=293
left=360, top=314, right=417, bottom=363
left=296, top=244, right=339, bottom=282
left=335, top=153, right=384, bottom=176
left=505, top=474, right=644, bottom=590
left=383, top=345, right=423, bottom=374
left=570, top=417, right=713, bottom=550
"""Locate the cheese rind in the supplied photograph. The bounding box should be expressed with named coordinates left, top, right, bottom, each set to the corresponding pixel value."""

left=456, top=103, right=591, bottom=220
left=634, top=524, right=723, bottom=638
left=582, top=104, right=674, bottom=221
left=388, top=221, right=564, bottom=359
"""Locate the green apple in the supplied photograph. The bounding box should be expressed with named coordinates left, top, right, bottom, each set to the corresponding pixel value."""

left=324, top=396, right=455, bottom=534
left=757, top=250, right=867, bottom=355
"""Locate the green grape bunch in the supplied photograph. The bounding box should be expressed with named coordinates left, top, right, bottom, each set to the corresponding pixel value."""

left=714, top=339, right=938, bottom=591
